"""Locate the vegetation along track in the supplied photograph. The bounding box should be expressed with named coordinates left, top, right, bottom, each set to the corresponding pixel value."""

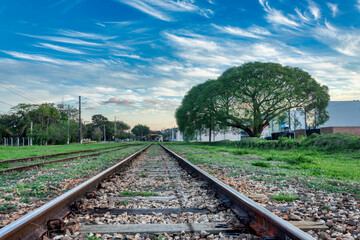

left=0, top=145, right=133, bottom=164
left=0, top=145, right=139, bottom=174
left=0, top=144, right=314, bottom=240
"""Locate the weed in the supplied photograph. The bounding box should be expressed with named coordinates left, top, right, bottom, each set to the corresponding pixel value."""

left=21, top=198, right=31, bottom=203
left=251, top=161, right=271, bottom=168
left=323, top=205, right=331, bottom=211
left=271, top=193, right=299, bottom=202
left=86, top=234, right=101, bottom=240
left=0, top=203, right=16, bottom=211
left=2, top=196, right=12, bottom=201
left=116, top=200, right=131, bottom=205
left=138, top=173, right=148, bottom=178
left=118, top=191, right=157, bottom=197
left=233, top=149, right=250, bottom=155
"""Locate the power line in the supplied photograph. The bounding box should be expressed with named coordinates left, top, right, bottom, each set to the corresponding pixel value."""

left=0, top=100, right=14, bottom=107
left=0, top=81, right=41, bottom=104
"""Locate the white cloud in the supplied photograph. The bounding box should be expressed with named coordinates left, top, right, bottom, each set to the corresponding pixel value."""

left=20, top=34, right=102, bottom=46
left=212, top=24, right=271, bottom=38
left=314, top=21, right=360, bottom=56
left=2, top=51, right=61, bottom=64
left=57, top=29, right=116, bottom=40
left=116, top=0, right=213, bottom=21
left=259, top=0, right=299, bottom=27
left=308, top=1, right=321, bottom=20
left=165, top=32, right=218, bottom=51
left=36, top=43, right=85, bottom=54
left=326, top=3, right=338, bottom=17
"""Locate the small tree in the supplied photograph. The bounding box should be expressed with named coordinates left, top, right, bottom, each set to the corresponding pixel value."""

left=131, top=124, right=150, bottom=140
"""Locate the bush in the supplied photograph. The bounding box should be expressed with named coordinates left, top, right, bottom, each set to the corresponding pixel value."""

left=251, top=161, right=271, bottom=168
left=300, top=133, right=360, bottom=151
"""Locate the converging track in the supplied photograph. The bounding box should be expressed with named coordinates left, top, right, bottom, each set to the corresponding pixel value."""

left=0, top=144, right=314, bottom=240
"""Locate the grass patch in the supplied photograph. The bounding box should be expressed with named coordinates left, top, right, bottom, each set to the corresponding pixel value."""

left=118, top=191, right=157, bottom=197
left=116, top=200, right=131, bottom=205
left=270, top=193, right=299, bottom=202
left=0, top=203, right=16, bottom=211
left=251, top=161, right=271, bottom=168
left=138, top=173, right=147, bottom=177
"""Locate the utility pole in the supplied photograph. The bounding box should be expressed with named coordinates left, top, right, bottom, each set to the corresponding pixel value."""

left=30, top=122, right=33, bottom=146
left=114, top=116, right=117, bottom=142
left=103, top=124, right=106, bottom=142
left=79, top=96, right=82, bottom=143
left=67, top=105, right=70, bottom=144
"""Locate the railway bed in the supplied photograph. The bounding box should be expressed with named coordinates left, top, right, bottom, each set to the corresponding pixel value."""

left=0, top=144, right=314, bottom=240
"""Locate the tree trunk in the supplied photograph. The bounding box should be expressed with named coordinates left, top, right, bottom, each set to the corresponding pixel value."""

left=209, top=128, right=212, bottom=142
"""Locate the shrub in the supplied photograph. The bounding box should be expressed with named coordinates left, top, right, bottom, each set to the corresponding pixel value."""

left=251, top=161, right=271, bottom=168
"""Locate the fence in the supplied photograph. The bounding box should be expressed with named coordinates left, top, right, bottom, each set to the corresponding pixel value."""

left=1, top=137, right=33, bottom=147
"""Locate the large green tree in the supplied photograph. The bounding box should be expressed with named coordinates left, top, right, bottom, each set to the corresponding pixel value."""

left=176, top=80, right=222, bottom=141
left=176, top=62, right=330, bottom=138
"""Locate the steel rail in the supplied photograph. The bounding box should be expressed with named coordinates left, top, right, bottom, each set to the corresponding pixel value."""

left=0, top=144, right=152, bottom=240
left=0, top=145, right=137, bottom=174
left=0, top=145, right=133, bottom=164
left=159, top=144, right=314, bottom=240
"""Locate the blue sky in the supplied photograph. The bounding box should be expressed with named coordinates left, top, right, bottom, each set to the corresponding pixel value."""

left=0, top=0, right=360, bottom=130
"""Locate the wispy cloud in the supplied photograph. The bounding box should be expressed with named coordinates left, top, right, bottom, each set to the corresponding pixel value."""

left=308, top=1, right=321, bottom=20
left=259, top=0, right=299, bottom=28
left=57, top=29, right=116, bottom=40
left=36, top=43, right=85, bottom=54
left=326, top=3, right=338, bottom=17
left=212, top=24, right=270, bottom=39
left=357, top=0, right=360, bottom=12
left=116, top=0, right=213, bottom=21
left=314, top=21, right=360, bottom=56
left=165, top=32, right=218, bottom=51
left=2, top=51, right=61, bottom=64
left=20, top=34, right=102, bottom=46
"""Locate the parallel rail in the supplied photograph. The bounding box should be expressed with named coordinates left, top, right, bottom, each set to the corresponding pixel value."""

left=159, top=144, right=314, bottom=240
left=0, top=145, right=130, bottom=164
left=0, top=145, right=138, bottom=174
left=0, top=144, right=152, bottom=240
left=0, top=143, right=314, bottom=240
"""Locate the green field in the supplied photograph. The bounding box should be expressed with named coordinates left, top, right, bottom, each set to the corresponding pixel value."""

left=163, top=142, right=360, bottom=196
left=0, top=142, right=141, bottom=160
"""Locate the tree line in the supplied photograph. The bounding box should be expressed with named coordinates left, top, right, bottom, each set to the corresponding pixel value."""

left=176, top=62, right=330, bottom=141
left=0, top=103, right=151, bottom=144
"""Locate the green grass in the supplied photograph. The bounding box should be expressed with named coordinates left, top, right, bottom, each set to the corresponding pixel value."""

left=116, top=200, right=131, bottom=205
left=0, top=145, right=147, bottom=199
left=163, top=142, right=360, bottom=196
left=0, top=203, right=16, bottom=211
left=138, top=173, right=148, bottom=177
left=270, top=193, right=299, bottom=202
left=0, top=142, right=142, bottom=160
left=118, top=191, right=157, bottom=197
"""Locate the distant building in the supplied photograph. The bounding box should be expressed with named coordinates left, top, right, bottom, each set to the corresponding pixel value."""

left=267, top=101, right=360, bottom=138
left=165, top=127, right=242, bottom=142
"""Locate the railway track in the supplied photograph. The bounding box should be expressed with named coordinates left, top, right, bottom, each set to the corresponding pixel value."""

left=0, top=145, right=139, bottom=174
left=0, top=144, right=314, bottom=240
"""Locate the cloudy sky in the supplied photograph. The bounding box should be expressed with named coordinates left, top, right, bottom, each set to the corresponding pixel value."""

left=0, top=0, right=359, bottom=130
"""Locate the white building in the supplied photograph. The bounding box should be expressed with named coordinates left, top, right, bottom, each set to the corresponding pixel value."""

left=168, top=127, right=242, bottom=142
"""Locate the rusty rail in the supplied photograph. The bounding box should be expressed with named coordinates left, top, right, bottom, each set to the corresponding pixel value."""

left=0, top=144, right=152, bottom=240
left=159, top=144, right=314, bottom=240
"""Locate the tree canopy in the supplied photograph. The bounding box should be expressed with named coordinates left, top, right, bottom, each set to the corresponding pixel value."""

left=176, top=62, right=330, bottom=138
left=131, top=124, right=150, bottom=140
